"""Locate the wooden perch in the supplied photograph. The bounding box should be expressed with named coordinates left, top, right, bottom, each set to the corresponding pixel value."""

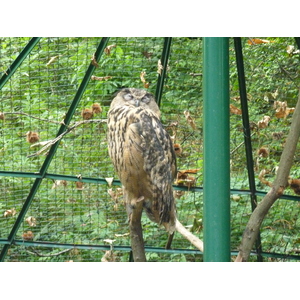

left=175, top=219, right=204, bottom=252
left=235, top=89, right=300, bottom=262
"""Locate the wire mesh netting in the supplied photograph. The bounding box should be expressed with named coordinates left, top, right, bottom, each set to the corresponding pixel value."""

left=0, top=37, right=300, bottom=261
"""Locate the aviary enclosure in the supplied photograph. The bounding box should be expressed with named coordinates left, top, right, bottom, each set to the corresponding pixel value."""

left=0, top=37, right=300, bottom=262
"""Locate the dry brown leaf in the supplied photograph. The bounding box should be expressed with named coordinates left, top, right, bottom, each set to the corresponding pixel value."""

left=140, top=71, right=146, bottom=83
left=75, top=181, right=84, bottom=190
left=22, top=231, right=34, bottom=241
left=142, top=51, right=153, bottom=59
left=3, top=208, right=16, bottom=217
left=286, top=45, right=295, bottom=55
left=91, top=75, right=112, bottom=81
left=176, top=176, right=196, bottom=188
left=289, top=179, right=300, bottom=195
left=272, top=132, right=284, bottom=140
left=115, top=233, right=130, bottom=237
left=230, top=104, right=242, bottom=115
left=157, top=59, right=163, bottom=75
left=81, top=108, right=94, bottom=120
left=264, top=89, right=279, bottom=102
left=26, top=216, right=37, bottom=227
left=286, top=45, right=300, bottom=56
left=257, top=147, right=269, bottom=158
left=91, top=54, right=99, bottom=67
left=248, top=38, right=273, bottom=45
left=26, top=131, right=40, bottom=143
left=104, top=44, right=116, bottom=55
left=257, top=115, right=270, bottom=129
left=0, top=112, right=5, bottom=120
left=176, top=169, right=200, bottom=188
left=107, top=188, right=123, bottom=200
left=258, top=169, right=272, bottom=187
left=274, top=101, right=295, bottom=119
left=140, top=71, right=150, bottom=88
left=91, top=103, right=102, bottom=114
left=174, top=190, right=185, bottom=199
left=184, top=110, right=197, bottom=130
left=46, top=55, right=60, bottom=66
left=52, top=180, right=67, bottom=189
left=177, top=169, right=201, bottom=176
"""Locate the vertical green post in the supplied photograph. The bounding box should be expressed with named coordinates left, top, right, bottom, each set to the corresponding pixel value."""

left=203, top=37, right=230, bottom=261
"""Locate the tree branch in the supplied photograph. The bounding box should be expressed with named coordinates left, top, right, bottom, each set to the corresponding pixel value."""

left=235, top=89, right=300, bottom=262
left=175, top=218, right=204, bottom=252
left=25, top=247, right=72, bottom=257
left=27, top=119, right=107, bottom=158
left=4, top=111, right=64, bottom=125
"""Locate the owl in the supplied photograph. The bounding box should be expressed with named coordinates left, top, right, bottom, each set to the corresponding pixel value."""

left=107, top=88, right=177, bottom=234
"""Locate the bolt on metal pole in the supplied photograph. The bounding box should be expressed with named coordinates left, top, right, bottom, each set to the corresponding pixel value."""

left=203, top=37, right=231, bottom=262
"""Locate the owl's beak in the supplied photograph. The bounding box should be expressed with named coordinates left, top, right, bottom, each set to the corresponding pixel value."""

left=134, top=100, right=140, bottom=107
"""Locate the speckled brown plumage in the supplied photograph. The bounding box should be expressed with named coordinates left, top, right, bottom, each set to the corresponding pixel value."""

left=107, top=88, right=177, bottom=233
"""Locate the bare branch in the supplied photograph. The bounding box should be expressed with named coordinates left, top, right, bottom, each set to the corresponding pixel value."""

left=235, top=89, right=300, bottom=262
left=4, top=111, right=63, bottom=125
left=175, top=218, right=204, bottom=252
left=26, top=247, right=72, bottom=257
left=27, top=119, right=107, bottom=158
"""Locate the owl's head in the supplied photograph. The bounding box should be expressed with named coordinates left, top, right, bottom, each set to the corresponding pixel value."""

left=110, top=88, right=160, bottom=117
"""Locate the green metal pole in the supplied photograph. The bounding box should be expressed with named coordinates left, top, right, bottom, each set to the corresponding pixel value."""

left=203, top=37, right=230, bottom=262
left=155, top=37, right=172, bottom=107
left=0, top=37, right=41, bottom=90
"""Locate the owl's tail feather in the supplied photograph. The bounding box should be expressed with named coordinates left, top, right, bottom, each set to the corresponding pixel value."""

left=174, top=218, right=204, bottom=252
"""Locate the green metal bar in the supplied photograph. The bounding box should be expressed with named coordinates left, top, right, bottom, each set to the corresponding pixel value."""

left=0, top=37, right=41, bottom=90
left=0, top=37, right=110, bottom=262
left=2, top=238, right=298, bottom=261
left=203, top=37, right=231, bottom=262
left=295, top=37, right=300, bottom=49
left=1, top=169, right=300, bottom=202
left=1, top=170, right=300, bottom=201
left=155, top=37, right=172, bottom=106
left=233, top=37, right=263, bottom=262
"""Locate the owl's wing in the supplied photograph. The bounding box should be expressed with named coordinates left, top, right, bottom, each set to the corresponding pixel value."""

left=126, top=108, right=177, bottom=224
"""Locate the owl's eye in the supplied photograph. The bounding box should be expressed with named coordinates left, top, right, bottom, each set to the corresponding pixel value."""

left=141, top=96, right=150, bottom=103
left=124, top=93, right=134, bottom=101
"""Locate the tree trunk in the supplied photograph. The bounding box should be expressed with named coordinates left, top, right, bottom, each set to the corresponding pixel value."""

left=235, top=89, right=300, bottom=262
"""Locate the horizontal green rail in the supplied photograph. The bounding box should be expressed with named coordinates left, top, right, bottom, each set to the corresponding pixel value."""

left=1, top=170, right=300, bottom=201
left=0, top=239, right=298, bottom=261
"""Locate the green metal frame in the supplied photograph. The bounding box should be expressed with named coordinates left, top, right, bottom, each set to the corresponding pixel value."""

left=233, top=37, right=263, bottom=261
left=155, top=37, right=172, bottom=107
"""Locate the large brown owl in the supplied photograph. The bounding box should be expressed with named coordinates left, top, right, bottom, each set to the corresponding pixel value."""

left=107, top=88, right=177, bottom=234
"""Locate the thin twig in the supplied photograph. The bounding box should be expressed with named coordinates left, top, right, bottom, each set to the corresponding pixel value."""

left=27, top=119, right=107, bottom=158
left=231, top=132, right=255, bottom=155
left=25, top=247, right=72, bottom=257
left=4, top=111, right=64, bottom=125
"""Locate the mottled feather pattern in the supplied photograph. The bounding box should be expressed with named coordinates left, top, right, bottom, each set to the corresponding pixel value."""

left=107, top=88, right=177, bottom=231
